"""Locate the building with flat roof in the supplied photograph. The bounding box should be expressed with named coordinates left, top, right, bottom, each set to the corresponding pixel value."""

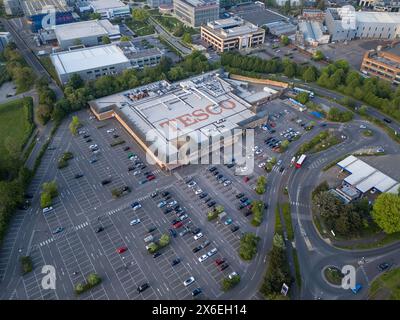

left=300, top=9, right=325, bottom=21
left=333, top=155, right=400, bottom=202
left=88, top=71, right=259, bottom=170
left=50, top=42, right=163, bottom=84
left=147, top=0, right=172, bottom=8
left=173, top=0, right=219, bottom=27
left=55, top=19, right=121, bottom=50
left=201, top=17, right=265, bottom=52
left=361, top=47, right=400, bottom=84
left=265, top=21, right=297, bottom=36
left=325, top=7, right=400, bottom=41
left=297, top=20, right=330, bottom=47
left=3, top=0, right=23, bottom=15
left=21, top=0, right=75, bottom=32
left=89, top=0, right=130, bottom=19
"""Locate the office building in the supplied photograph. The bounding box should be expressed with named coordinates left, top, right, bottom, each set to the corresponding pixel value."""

left=173, top=0, right=219, bottom=27
left=147, top=0, right=172, bottom=8
left=89, top=0, right=131, bottom=19
left=361, top=47, right=400, bottom=84
left=201, top=17, right=265, bottom=52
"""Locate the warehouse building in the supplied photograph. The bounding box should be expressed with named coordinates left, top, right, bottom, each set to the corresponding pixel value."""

left=89, top=0, right=131, bottom=19
left=333, top=155, right=400, bottom=203
left=201, top=17, right=265, bottom=52
left=297, top=21, right=330, bottom=47
left=360, top=47, right=400, bottom=84
left=54, top=19, right=121, bottom=50
left=325, top=7, right=400, bottom=41
left=21, top=0, right=75, bottom=32
left=173, top=0, right=219, bottom=27
left=50, top=42, right=163, bottom=84
left=264, top=21, right=297, bottom=37
left=88, top=71, right=260, bottom=170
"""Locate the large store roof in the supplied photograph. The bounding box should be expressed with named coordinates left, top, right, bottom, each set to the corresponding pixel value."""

left=54, top=20, right=119, bottom=41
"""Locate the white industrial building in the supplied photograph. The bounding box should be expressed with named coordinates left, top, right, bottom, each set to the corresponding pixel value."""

left=50, top=42, right=163, bottom=84
left=54, top=20, right=121, bottom=50
left=298, top=21, right=330, bottom=46
left=89, top=0, right=131, bottom=19
left=334, top=155, right=400, bottom=203
left=325, top=7, right=400, bottom=41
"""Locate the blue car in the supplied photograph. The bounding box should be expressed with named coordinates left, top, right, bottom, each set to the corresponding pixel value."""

left=224, top=218, right=233, bottom=225
left=169, top=228, right=177, bottom=238
left=351, top=284, right=362, bottom=294
left=89, top=158, right=97, bottom=164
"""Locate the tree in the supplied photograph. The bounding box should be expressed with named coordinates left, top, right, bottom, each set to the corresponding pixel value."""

left=296, top=92, right=309, bottom=105
left=102, top=36, right=111, bottom=44
left=90, top=12, right=101, bottom=20
left=132, top=8, right=149, bottom=22
left=42, top=181, right=58, bottom=198
left=69, top=116, right=81, bottom=135
left=159, top=234, right=170, bottom=247
left=182, top=32, right=192, bottom=44
left=313, top=50, right=325, bottom=61
left=272, top=233, right=285, bottom=249
left=120, top=35, right=131, bottom=42
left=251, top=201, right=265, bottom=226
left=68, top=74, right=84, bottom=89
left=255, top=176, right=266, bottom=195
left=280, top=35, right=289, bottom=46
left=239, top=233, right=260, bottom=260
left=40, top=192, right=52, bottom=208
left=303, top=66, right=317, bottom=82
left=36, top=104, right=53, bottom=125
left=147, top=242, right=159, bottom=253
left=221, top=275, right=241, bottom=291
left=87, top=273, right=101, bottom=286
left=372, top=193, right=400, bottom=234
left=280, top=139, right=290, bottom=151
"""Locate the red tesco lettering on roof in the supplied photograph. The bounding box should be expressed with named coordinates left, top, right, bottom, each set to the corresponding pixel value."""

left=159, top=100, right=236, bottom=131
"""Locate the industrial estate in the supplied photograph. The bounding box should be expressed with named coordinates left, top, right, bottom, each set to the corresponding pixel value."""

left=0, top=0, right=400, bottom=305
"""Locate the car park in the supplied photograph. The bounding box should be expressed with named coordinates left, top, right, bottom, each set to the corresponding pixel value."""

left=219, top=263, right=229, bottom=271
left=215, top=258, right=225, bottom=266
left=201, top=240, right=211, bottom=249
left=172, top=221, right=183, bottom=229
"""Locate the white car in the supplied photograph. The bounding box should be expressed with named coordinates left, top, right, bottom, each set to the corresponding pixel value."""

left=106, top=129, right=115, bottom=133
left=277, top=160, right=282, bottom=166
left=194, top=232, right=203, bottom=240
left=183, top=277, right=195, bottom=286
left=89, top=144, right=98, bottom=149
left=179, top=214, right=188, bottom=221
left=93, top=150, right=100, bottom=154
left=258, top=162, right=266, bottom=168
left=360, top=124, right=367, bottom=129
left=194, top=189, right=203, bottom=195
left=228, top=272, right=238, bottom=279
left=255, top=149, right=263, bottom=155
left=251, top=146, right=259, bottom=152
left=133, top=204, right=142, bottom=211
left=42, top=206, right=53, bottom=214
left=187, top=181, right=197, bottom=188
left=133, top=170, right=141, bottom=176
left=168, top=200, right=177, bottom=206
left=198, top=254, right=208, bottom=263
left=207, top=248, right=218, bottom=257
left=78, top=130, right=86, bottom=135
left=223, top=180, right=232, bottom=186
left=130, top=218, right=141, bottom=225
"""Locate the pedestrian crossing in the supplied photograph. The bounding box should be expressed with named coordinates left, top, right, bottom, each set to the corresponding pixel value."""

left=39, top=238, right=55, bottom=247
left=308, top=157, right=327, bottom=169
left=290, top=201, right=311, bottom=209
left=74, top=221, right=89, bottom=230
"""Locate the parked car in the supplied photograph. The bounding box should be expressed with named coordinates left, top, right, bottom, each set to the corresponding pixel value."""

left=377, top=262, right=391, bottom=272
left=95, top=226, right=104, bottom=233
left=52, top=227, right=64, bottom=235
left=198, top=254, right=208, bottom=262
left=137, top=283, right=149, bottom=293
left=194, top=232, right=203, bottom=240
left=192, top=288, right=202, bottom=297
left=130, top=218, right=141, bottom=226
left=183, top=277, right=195, bottom=286
left=117, top=246, right=127, bottom=254
left=172, top=258, right=181, bottom=266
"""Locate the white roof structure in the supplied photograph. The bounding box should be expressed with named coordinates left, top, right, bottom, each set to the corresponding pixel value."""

left=356, top=11, right=400, bottom=24
left=50, top=44, right=129, bottom=75
left=338, top=155, right=399, bottom=194
left=89, top=0, right=127, bottom=10
left=54, top=20, right=120, bottom=41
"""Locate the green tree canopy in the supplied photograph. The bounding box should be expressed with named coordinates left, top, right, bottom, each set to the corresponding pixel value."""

left=372, top=193, right=400, bottom=234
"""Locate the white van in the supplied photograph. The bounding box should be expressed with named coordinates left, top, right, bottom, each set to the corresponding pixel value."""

left=144, top=234, right=154, bottom=243
left=42, top=206, right=53, bottom=214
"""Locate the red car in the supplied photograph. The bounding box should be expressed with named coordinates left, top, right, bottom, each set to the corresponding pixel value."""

left=215, top=258, right=225, bottom=266
left=117, top=246, right=127, bottom=254
left=147, top=175, right=156, bottom=181
left=172, top=221, right=183, bottom=229
left=243, top=176, right=250, bottom=183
